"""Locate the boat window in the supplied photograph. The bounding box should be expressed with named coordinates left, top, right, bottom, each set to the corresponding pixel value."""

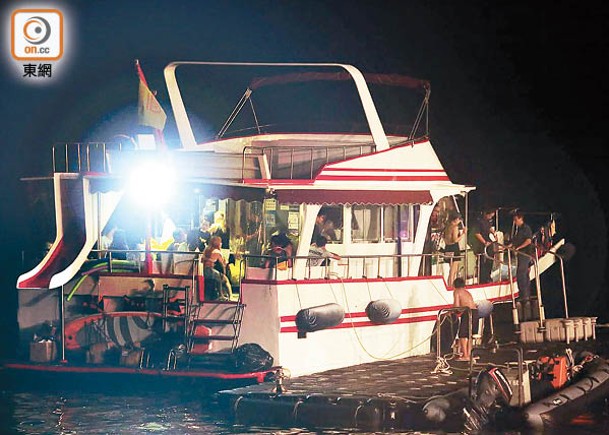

left=398, top=204, right=420, bottom=242
left=352, top=205, right=381, bottom=242
left=383, top=206, right=398, bottom=242
left=262, top=199, right=301, bottom=251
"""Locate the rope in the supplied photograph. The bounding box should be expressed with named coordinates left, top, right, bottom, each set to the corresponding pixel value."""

left=333, top=275, right=440, bottom=361
left=364, top=277, right=373, bottom=300
left=294, top=282, right=302, bottom=310
left=432, top=356, right=453, bottom=375
left=327, top=280, right=339, bottom=304
left=381, top=277, right=395, bottom=300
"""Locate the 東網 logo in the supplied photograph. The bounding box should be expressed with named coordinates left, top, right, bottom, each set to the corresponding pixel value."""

left=11, top=9, right=63, bottom=61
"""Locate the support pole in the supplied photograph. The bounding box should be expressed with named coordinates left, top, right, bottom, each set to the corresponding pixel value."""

left=463, top=192, right=469, bottom=283
left=145, top=212, right=153, bottom=274
left=59, top=286, right=66, bottom=363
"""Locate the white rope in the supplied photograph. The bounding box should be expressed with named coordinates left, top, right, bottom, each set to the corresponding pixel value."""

left=432, top=356, right=453, bottom=375
left=332, top=275, right=440, bottom=361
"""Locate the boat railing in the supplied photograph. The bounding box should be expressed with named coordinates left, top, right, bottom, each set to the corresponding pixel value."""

left=242, top=142, right=375, bottom=180
left=83, top=249, right=454, bottom=282
left=481, top=242, right=547, bottom=330
left=435, top=306, right=473, bottom=364
left=52, top=141, right=134, bottom=174
left=540, top=249, right=569, bottom=318
left=242, top=252, right=465, bottom=282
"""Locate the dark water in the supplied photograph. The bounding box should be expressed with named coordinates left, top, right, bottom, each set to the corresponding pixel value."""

left=1, top=387, right=608, bottom=435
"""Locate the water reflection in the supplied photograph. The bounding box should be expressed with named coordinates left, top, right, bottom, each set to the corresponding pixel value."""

left=1, top=388, right=608, bottom=434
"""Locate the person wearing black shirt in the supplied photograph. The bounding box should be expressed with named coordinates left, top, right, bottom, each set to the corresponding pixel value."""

left=471, top=209, right=496, bottom=284
left=510, top=212, right=533, bottom=318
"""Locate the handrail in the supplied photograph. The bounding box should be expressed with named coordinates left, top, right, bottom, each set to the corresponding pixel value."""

left=488, top=242, right=545, bottom=330
left=52, top=142, right=130, bottom=174
left=478, top=244, right=519, bottom=331
left=541, top=249, right=569, bottom=318
left=435, top=306, right=472, bottom=364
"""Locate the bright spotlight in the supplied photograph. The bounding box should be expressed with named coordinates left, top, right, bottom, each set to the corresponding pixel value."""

left=128, top=160, right=176, bottom=208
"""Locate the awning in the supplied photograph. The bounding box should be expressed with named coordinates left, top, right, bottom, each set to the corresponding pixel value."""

left=89, top=177, right=266, bottom=202
left=273, top=189, right=433, bottom=205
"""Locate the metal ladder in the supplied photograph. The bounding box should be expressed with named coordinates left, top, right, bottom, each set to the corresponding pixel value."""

left=188, top=301, right=246, bottom=355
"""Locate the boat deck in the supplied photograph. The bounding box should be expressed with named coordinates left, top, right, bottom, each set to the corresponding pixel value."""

left=223, top=353, right=470, bottom=400
left=217, top=352, right=493, bottom=431
left=218, top=336, right=608, bottom=432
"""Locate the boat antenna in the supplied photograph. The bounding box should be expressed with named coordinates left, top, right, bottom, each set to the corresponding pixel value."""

left=409, top=84, right=430, bottom=139
left=217, top=88, right=256, bottom=138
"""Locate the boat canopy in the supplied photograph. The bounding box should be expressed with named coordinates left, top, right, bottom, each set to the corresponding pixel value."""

left=248, top=71, right=429, bottom=92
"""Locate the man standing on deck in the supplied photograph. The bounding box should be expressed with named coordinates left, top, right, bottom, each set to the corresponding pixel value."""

left=509, top=211, right=534, bottom=320
left=453, top=278, right=479, bottom=361
left=470, top=209, right=496, bottom=284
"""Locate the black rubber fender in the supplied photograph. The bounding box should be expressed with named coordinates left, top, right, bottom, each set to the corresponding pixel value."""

left=295, top=303, right=345, bottom=333
left=366, top=299, right=402, bottom=324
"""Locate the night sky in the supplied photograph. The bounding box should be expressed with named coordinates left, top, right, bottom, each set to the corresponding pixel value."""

left=1, top=1, right=608, bottom=353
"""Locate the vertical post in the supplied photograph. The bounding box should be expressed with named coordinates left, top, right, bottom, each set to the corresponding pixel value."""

left=97, top=192, right=103, bottom=259
left=463, top=192, right=469, bottom=283
left=559, top=256, right=569, bottom=318
left=507, top=248, right=520, bottom=332
left=533, top=254, right=546, bottom=330
left=145, top=212, right=153, bottom=274
left=59, top=286, right=66, bottom=363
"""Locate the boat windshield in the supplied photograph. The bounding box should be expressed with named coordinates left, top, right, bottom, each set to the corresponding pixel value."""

left=173, top=65, right=429, bottom=143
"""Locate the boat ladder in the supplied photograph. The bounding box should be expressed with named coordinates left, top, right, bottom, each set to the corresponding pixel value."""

left=185, top=299, right=246, bottom=367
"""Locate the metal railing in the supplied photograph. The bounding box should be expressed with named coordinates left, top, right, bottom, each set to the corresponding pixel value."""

left=481, top=242, right=549, bottom=331
left=52, top=142, right=134, bottom=174
left=435, top=306, right=473, bottom=363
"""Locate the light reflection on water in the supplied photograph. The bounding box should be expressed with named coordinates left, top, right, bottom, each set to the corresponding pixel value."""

left=1, top=388, right=607, bottom=434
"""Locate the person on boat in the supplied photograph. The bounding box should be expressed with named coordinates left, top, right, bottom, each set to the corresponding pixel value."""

left=198, top=215, right=212, bottom=248
left=244, top=207, right=263, bottom=256
left=452, top=277, right=479, bottom=361
left=321, top=219, right=338, bottom=242
left=311, top=210, right=327, bottom=243
left=167, top=228, right=187, bottom=251
left=202, top=236, right=231, bottom=300
left=187, top=228, right=205, bottom=252
left=470, top=208, right=496, bottom=284
left=443, top=212, right=467, bottom=288
left=308, top=235, right=341, bottom=267
left=508, top=211, right=533, bottom=320
left=166, top=228, right=191, bottom=273
left=109, top=229, right=129, bottom=260
left=264, top=232, right=294, bottom=269
left=209, top=211, right=230, bottom=249
left=100, top=225, right=117, bottom=251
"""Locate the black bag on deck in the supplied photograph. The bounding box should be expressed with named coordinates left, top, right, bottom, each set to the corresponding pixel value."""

left=234, top=343, right=273, bottom=373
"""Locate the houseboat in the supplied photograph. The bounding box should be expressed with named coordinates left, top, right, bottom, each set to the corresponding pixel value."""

left=8, top=62, right=570, bottom=387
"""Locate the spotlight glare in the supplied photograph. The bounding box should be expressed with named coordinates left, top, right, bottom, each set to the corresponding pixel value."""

left=128, top=160, right=176, bottom=208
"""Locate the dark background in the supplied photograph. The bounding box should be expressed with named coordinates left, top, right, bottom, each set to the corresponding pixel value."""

left=1, top=1, right=608, bottom=356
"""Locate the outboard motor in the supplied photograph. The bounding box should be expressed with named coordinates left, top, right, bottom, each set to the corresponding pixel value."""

left=422, top=387, right=469, bottom=429
left=464, top=367, right=512, bottom=433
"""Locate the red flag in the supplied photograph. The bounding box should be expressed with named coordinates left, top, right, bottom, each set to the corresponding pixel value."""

left=135, top=60, right=167, bottom=147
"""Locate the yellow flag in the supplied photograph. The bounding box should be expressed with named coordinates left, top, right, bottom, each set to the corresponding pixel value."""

left=138, top=79, right=167, bottom=130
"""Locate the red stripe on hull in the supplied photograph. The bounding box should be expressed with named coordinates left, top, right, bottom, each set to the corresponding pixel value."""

left=242, top=275, right=445, bottom=286
left=280, top=314, right=439, bottom=333
left=279, top=293, right=515, bottom=329
left=322, top=168, right=446, bottom=173
left=316, top=175, right=450, bottom=182
left=2, top=362, right=272, bottom=382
